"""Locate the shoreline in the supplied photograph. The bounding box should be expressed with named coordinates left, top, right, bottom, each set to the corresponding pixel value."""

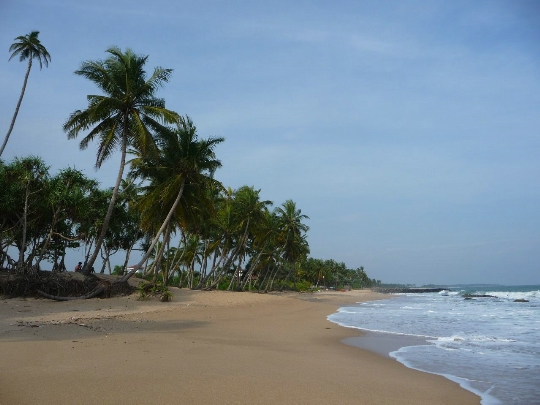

left=341, top=331, right=430, bottom=359
left=0, top=289, right=480, bottom=405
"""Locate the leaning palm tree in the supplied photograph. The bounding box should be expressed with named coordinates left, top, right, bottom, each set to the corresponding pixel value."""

left=120, top=116, right=224, bottom=282
left=63, top=46, right=179, bottom=274
left=1, top=31, right=51, bottom=157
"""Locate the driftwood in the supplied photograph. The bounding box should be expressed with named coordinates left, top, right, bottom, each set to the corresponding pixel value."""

left=36, top=285, right=105, bottom=301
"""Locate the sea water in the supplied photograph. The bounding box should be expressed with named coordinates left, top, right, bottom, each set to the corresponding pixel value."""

left=327, top=286, right=540, bottom=405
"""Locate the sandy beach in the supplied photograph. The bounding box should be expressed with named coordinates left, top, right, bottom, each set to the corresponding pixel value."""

left=0, top=288, right=480, bottom=405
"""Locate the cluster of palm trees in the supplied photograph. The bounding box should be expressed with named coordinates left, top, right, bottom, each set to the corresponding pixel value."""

left=300, top=259, right=380, bottom=290
left=2, top=33, right=375, bottom=292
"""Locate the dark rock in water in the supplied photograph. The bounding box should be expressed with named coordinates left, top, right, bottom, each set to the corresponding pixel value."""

left=513, top=298, right=529, bottom=303
left=462, top=294, right=497, bottom=298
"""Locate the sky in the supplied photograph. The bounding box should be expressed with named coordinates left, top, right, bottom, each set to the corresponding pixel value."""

left=1, top=0, right=539, bottom=285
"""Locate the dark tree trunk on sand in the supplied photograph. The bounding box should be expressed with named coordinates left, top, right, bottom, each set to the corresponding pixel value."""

left=36, top=285, right=105, bottom=301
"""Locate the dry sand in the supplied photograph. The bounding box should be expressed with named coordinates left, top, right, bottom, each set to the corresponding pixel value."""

left=0, top=288, right=480, bottom=405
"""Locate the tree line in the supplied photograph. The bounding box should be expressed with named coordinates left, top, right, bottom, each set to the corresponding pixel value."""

left=1, top=33, right=379, bottom=293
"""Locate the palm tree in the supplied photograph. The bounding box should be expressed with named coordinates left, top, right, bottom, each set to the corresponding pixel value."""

left=201, top=186, right=272, bottom=291
left=63, top=47, right=179, bottom=274
left=121, top=116, right=224, bottom=282
left=228, top=186, right=273, bottom=290
left=1, top=31, right=51, bottom=157
left=270, top=200, right=310, bottom=291
left=275, top=200, right=309, bottom=264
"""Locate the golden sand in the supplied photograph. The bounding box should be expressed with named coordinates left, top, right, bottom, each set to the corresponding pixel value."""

left=0, top=289, right=480, bottom=405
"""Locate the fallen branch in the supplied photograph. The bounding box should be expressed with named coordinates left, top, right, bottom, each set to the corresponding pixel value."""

left=36, top=285, right=105, bottom=301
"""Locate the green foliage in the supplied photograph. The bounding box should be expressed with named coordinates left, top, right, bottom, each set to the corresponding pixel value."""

left=215, top=276, right=232, bottom=291
left=136, top=280, right=172, bottom=302
left=1, top=47, right=381, bottom=292
left=294, top=280, right=312, bottom=292
left=8, top=31, right=51, bottom=68
left=160, top=289, right=173, bottom=302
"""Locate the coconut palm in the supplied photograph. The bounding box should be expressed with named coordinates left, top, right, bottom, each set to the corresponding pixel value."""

left=63, top=46, right=179, bottom=274
left=275, top=200, right=309, bottom=263
left=1, top=31, right=51, bottom=157
left=275, top=200, right=309, bottom=285
left=204, top=186, right=272, bottom=290
left=121, top=116, right=224, bottom=282
left=235, top=188, right=276, bottom=289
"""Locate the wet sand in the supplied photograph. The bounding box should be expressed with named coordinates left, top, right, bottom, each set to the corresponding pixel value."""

left=342, top=331, right=430, bottom=359
left=0, top=288, right=480, bottom=405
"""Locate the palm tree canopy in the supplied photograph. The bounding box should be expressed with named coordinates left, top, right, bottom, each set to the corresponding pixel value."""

left=63, top=46, right=180, bottom=168
left=1, top=31, right=51, bottom=157
left=275, top=200, right=310, bottom=263
left=131, top=116, right=225, bottom=233
left=9, top=31, right=51, bottom=69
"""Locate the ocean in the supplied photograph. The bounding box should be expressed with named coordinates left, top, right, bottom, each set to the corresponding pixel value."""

left=327, top=285, right=540, bottom=405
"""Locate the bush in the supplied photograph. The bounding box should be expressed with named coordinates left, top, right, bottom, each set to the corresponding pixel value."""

left=136, top=280, right=172, bottom=302
left=294, top=280, right=312, bottom=292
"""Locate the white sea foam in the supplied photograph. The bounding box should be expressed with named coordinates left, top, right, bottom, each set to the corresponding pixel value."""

left=328, top=285, right=540, bottom=405
left=483, top=290, right=540, bottom=301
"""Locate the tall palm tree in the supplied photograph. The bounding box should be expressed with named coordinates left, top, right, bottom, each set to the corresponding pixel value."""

left=1, top=31, right=51, bottom=157
left=63, top=47, right=179, bottom=274
left=272, top=200, right=309, bottom=290
left=275, top=199, right=309, bottom=264
left=121, top=116, right=224, bottom=282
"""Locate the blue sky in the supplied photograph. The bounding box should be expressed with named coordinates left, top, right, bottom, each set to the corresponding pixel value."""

left=1, top=0, right=539, bottom=285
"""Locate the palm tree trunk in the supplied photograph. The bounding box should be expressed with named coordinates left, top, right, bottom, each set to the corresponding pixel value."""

left=266, top=263, right=283, bottom=292
left=121, top=246, right=133, bottom=276
left=204, top=244, right=240, bottom=290
left=118, top=178, right=186, bottom=283
left=195, top=244, right=227, bottom=289
left=82, top=133, right=128, bottom=275
left=168, top=235, right=186, bottom=285
left=239, top=242, right=267, bottom=291
left=16, top=180, right=31, bottom=275
left=99, top=245, right=109, bottom=273
left=0, top=60, right=32, bottom=157
left=153, top=223, right=171, bottom=284
left=227, top=257, right=243, bottom=291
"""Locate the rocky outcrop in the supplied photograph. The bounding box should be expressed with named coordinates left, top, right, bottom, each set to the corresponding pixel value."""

left=462, top=294, right=497, bottom=298
left=373, top=287, right=448, bottom=294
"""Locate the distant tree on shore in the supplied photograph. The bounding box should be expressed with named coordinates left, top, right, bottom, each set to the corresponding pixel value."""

left=1, top=31, right=51, bottom=157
